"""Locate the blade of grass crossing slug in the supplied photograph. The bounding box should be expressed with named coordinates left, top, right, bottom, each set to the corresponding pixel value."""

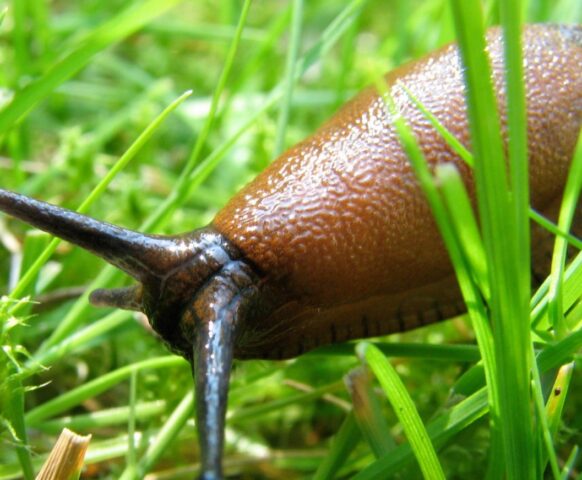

left=273, top=0, right=303, bottom=156
left=401, top=84, right=473, bottom=167
left=500, top=1, right=530, bottom=287
left=548, top=131, right=582, bottom=336
left=357, top=342, right=445, bottom=480
left=405, top=85, right=582, bottom=255
left=435, top=164, right=489, bottom=299
left=383, top=80, right=498, bottom=453
left=352, top=388, right=489, bottom=480
left=312, top=412, right=361, bottom=480
left=529, top=211, right=582, bottom=251
left=0, top=0, right=183, bottom=135
left=450, top=2, right=535, bottom=477
left=501, top=7, right=559, bottom=473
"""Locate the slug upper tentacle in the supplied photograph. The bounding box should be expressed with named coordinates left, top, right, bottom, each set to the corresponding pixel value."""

left=0, top=24, right=580, bottom=480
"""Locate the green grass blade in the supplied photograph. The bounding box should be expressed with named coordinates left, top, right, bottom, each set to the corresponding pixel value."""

left=353, top=388, right=489, bottom=480
left=381, top=78, right=500, bottom=459
left=345, top=367, right=396, bottom=458
left=126, top=371, right=138, bottom=476
left=449, top=1, right=535, bottom=477
left=229, top=381, right=344, bottom=422
left=560, top=445, right=579, bottom=479
left=312, top=412, right=361, bottom=480
left=25, top=356, right=186, bottom=426
left=500, top=0, right=530, bottom=284
left=2, top=376, right=34, bottom=479
left=404, top=85, right=582, bottom=255
left=532, top=252, right=582, bottom=332
left=548, top=131, right=582, bottom=336
left=357, top=342, right=445, bottom=480
left=140, top=0, right=252, bottom=232
left=36, top=401, right=167, bottom=434
left=0, top=0, right=183, bottom=135
left=119, top=391, right=194, bottom=479
left=540, top=362, right=575, bottom=477
left=273, top=0, right=303, bottom=156
left=435, top=164, right=489, bottom=299
left=27, top=90, right=191, bottom=350
left=311, top=341, right=480, bottom=362
left=401, top=84, right=473, bottom=167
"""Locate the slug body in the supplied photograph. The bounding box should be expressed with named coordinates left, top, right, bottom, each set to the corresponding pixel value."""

left=0, top=24, right=580, bottom=479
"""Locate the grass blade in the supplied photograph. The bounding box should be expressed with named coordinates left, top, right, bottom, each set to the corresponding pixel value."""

left=357, top=342, right=445, bottom=480
left=345, top=367, right=396, bottom=457
left=547, top=131, right=582, bottom=336
left=274, top=0, right=304, bottom=156
left=0, top=0, right=183, bottom=135
left=353, top=388, right=489, bottom=480
left=24, top=90, right=192, bottom=350
left=449, top=1, right=535, bottom=476
left=312, top=412, right=361, bottom=480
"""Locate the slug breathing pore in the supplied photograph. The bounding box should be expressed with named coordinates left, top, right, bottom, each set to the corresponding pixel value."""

left=0, top=24, right=580, bottom=480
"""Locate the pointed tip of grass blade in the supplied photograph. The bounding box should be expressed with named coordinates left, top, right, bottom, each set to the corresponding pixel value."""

left=356, top=341, right=371, bottom=361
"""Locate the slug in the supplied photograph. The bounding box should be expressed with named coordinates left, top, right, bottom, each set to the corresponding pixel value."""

left=0, top=24, right=580, bottom=479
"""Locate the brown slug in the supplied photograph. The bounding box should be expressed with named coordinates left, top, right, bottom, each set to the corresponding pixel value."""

left=0, top=24, right=580, bottom=479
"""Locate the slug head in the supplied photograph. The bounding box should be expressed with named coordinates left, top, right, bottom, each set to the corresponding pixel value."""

left=0, top=189, right=261, bottom=479
left=89, top=228, right=250, bottom=357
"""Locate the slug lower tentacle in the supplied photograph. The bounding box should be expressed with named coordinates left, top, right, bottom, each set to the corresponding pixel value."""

left=0, top=24, right=580, bottom=480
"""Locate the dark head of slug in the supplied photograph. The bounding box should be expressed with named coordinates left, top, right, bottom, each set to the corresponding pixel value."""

left=0, top=188, right=259, bottom=479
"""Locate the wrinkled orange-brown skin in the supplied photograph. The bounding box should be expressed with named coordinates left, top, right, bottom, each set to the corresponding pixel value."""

left=214, top=25, right=581, bottom=359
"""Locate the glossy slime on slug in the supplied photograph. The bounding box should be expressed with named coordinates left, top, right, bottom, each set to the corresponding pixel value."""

left=0, top=24, right=581, bottom=480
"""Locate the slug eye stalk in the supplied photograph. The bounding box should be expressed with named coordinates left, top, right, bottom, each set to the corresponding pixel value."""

left=0, top=189, right=178, bottom=282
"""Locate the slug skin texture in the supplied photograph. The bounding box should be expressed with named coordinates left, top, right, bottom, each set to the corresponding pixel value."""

left=213, top=24, right=581, bottom=359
